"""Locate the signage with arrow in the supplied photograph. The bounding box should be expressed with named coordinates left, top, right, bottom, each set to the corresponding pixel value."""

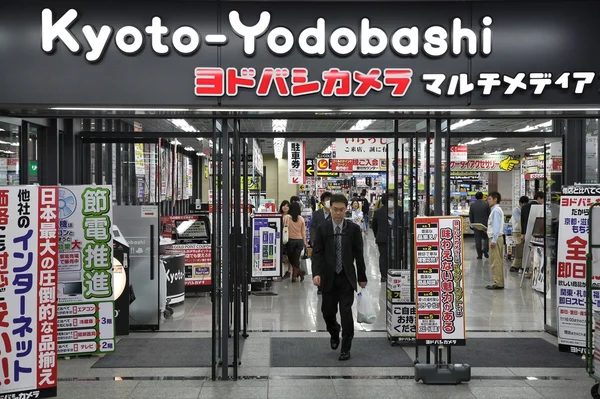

left=305, top=159, right=315, bottom=176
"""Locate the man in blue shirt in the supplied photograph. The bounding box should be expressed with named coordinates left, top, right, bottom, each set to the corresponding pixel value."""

left=486, top=191, right=505, bottom=290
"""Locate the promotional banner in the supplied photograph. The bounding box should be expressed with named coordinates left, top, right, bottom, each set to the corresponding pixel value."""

left=335, top=138, right=388, bottom=159
left=386, top=270, right=416, bottom=342
left=450, top=145, right=468, bottom=162
left=449, top=154, right=520, bottom=172
left=414, top=217, right=466, bottom=346
left=353, top=158, right=387, bottom=172
left=287, top=141, right=305, bottom=185
left=0, top=187, right=59, bottom=399
left=556, top=185, right=600, bottom=353
left=330, top=159, right=354, bottom=172
left=57, top=186, right=115, bottom=357
left=165, top=244, right=212, bottom=286
left=252, top=214, right=282, bottom=281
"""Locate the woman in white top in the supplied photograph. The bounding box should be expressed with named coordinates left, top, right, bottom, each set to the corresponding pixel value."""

left=351, top=200, right=364, bottom=232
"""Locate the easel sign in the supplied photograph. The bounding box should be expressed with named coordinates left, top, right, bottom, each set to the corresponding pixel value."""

left=414, top=216, right=467, bottom=346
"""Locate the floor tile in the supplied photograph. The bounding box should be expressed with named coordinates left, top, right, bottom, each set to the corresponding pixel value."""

left=199, top=386, right=268, bottom=399
left=469, top=386, right=543, bottom=399
left=130, top=386, right=202, bottom=398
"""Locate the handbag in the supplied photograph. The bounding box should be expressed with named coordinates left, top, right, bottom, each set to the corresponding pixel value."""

left=282, top=215, right=289, bottom=245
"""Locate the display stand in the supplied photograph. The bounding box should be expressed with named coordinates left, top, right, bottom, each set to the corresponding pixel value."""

left=586, top=203, right=600, bottom=398
left=250, top=214, right=283, bottom=297
left=412, top=216, right=471, bottom=385
left=386, top=270, right=416, bottom=345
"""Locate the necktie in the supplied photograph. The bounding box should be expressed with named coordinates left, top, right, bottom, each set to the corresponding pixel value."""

left=335, top=226, right=343, bottom=274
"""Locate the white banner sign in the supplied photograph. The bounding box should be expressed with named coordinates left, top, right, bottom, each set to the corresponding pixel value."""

left=287, top=141, right=305, bottom=185
left=556, top=186, right=600, bottom=353
left=0, top=187, right=59, bottom=399
left=335, top=138, right=388, bottom=159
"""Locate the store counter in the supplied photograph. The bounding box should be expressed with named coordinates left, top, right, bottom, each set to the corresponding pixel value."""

left=160, top=253, right=186, bottom=305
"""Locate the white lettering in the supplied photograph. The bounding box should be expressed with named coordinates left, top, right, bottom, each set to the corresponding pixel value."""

left=391, top=27, right=418, bottom=56
left=267, top=27, right=294, bottom=55
left=481, top=16, right=492, bottom=55
left=229, top=10, right=271, bottom=55
left=360, top=18, right=387, bottom=56
left=330, top=27, right=357, bottom=56
left=82, top=25, right=113, bottom=62
left=298, top=18, right=326, bottom=56
left=145, top=16, right=170, bottom=54
left=452, top=17, right=477, bottom=56
left=41, top=8, right=81, bottom=53
left=115, top=26, right=144, bottom=54
left=423, top=26, right=448, bottom=57
left=172, top=26, right=200, bottom=54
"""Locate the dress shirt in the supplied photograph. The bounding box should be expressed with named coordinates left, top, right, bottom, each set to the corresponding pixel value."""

left=487, top=204, right=505, bottom=243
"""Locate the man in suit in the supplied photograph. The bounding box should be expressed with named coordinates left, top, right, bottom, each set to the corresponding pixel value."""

left=310, top=191, right=333, bottom=294
left=469, top=192, right=490, bottom=259
left=372, top=192, right=402, bottom=282
left=312, top=194, right=367, bottom=361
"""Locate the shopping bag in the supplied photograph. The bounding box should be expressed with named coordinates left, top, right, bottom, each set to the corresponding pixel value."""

left=282, top=216, right=289, bottom=244
left=356, top=288, right=377, bottom=324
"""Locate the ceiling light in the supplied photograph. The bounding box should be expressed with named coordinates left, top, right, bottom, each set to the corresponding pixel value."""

left=169, top=119, right=197, bottom=133
left=450, top=119, right=480, bottom=131
left=514, top=120, right=552, bottom=132
left=273, top=138, right=285, bottom=159
left=527, top=145, right=544, bottom=150
left=196, top=152, right=202, bottom=156
left=464, top=140, right=482, bottom=146
left=170, top=139, right=181, bottom=146
left=480, top=137, right=496, bottom=142
left=484, top=148, right=515, bottom=155
left=350, top=120, right=375, bottom=130
left=184, top=146, right=194, bottom=151
left=530, top=151, right=544, bottom=156
left=272, top=119, right=288, bottom=133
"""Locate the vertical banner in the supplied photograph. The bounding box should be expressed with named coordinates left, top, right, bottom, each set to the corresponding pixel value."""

left=557, top=186, right=600, bottom=353
left=287, top=141, right=304, bottom=185
left=57, top=186, right=115, bottom=357
left=251, top=215, right=282, bottom=281
left=414, top=216, right=466, bottom=345
left=0, top=187, right=59, bottom=399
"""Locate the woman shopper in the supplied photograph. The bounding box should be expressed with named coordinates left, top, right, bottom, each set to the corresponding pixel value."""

left=285, top=201, right=308, bottom=282
left=279, top=200, right=292, bottom=279
left=351, top=200, right=364, bottom=233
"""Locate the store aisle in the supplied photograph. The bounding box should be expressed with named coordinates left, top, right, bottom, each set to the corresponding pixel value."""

left=161, top=233, right=544, bottom=333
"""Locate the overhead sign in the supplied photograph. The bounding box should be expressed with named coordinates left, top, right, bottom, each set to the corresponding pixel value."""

left=287, top=141, right=305, bottom=185
left=354, top=159, right=387, bottom=172
left=331, top=159, right=354, bottom=172
left=335, top=138, right=389, bottom=159
left=305, top=159, right=315, bottom=177
left=450, top=155, right=520, bottom=172
left=414, top=217, right=466, bottom=346
left=317, top=171, right=340, bottom=177
left=0, top=187, right=59, bottom=399
left=556, top=186, right=600, bottom=353
left=450, top=145, right=468, bottom=162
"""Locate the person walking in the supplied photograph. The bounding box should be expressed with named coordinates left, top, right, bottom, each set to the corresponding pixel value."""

left=285, top=202, right=308, bottom=282
left=469, top=192, right=491, bottom=259
left=486, top=191, right=505, bottom=290
left=310, top=191, right=332, bottom=294
left=510, top=196, right=529, bottom=273
left=312, top=194, right=367, bottom=361
left=372, top=193, right=400, bottom=282
left=360, top=189, right=370, bottom=233
left=279, top=200, right=292, bottom=279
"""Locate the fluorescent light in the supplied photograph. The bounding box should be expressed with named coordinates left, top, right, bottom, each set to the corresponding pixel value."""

left=515, top=120, right=553, bottom=132
left=184, top=146, right=194, bottom=151
left=272, top=119, right=288, bottom=133
left=273, top=138, right=285, bottom=159
left=484, top=148, right=514, bottom=155
left=170, top=139, right=181, bottom=146
left=480, top=137, right=496, bottom=142
left=463, top=140, right=481, bottom=146
left=450, top=119, right=480, bottom=131
left=51, top=107, right=192, bottom=112
left=527, top=145, right=544, bottom=150
left=350, top=120, right=375, bottom=130
left=169, top=119, right=197, bottom=133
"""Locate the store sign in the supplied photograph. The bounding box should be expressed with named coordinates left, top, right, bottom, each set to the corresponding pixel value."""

left=287, top=141, right=305, bottom=185
left=331, top=159, right=354, bottom=172
left=252, top=215, right=282, bottom=281
left=0, top=187, right=59, bottom=399
left=556, top=186, right=600, bottom=353
left=165, top=244, right=211, bottom=286
left=353, top=158, right=387, bottom=172
left=335, top=138, right=388, bottom=159
left=316, top=159, right=330, bottom=171
left=252, top=139, right=264, bottom=176
left=450, top=154, right=520, bottom=172
left=450, top=145, right=468, bottom=162
left=305, top=159, right=315, bottom=177
left=57, top=186, right=115, bottom=357
left=414, top=217, right=466, bottom=346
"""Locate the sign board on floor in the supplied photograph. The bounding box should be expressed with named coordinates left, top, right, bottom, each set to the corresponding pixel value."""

left=414, top=217, right=466, bottom=346
left=251, top=214, right=282, bottom=281
left=57, top=186, right=115, bottom=357
left=386, top=270, right=416, bottom=341
left=165, top=244, right=212, bottom=286
left=0, top=186, right=59, bottom=399
left=556, top=185, right=600, bottom=353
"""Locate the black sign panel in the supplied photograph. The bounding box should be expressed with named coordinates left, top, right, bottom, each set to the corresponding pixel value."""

left=305, top=159, right=314, bottom=176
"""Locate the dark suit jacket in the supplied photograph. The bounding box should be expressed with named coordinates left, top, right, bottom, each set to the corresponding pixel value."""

left=311, top=219, right=367, bottom=293
left=372, top=206, right=403, bottom=244
left=309, top=208, right=329, bottom=245
left=521, top=201, right=540, bottom=235
left=469, top=199, right=490, bottom=226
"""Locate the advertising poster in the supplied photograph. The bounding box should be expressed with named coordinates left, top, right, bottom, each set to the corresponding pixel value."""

left=449, top=154, right=520, bottom=172
left=57, top=186, right=115, bottom=357
left=414, top=217, right=466, bottom=346
left=386, top=270, right=416, bottom=341
left=252, top=215, right=282, bottom=280
left=165, top=244, right=212, bottom=286
left=556, top=185, right=600, bottom=353
left=287, top=141, right=305, bottom=185
left=335, top=138, right=388, bottom=159
left=0, top=186, right=59, bottom=399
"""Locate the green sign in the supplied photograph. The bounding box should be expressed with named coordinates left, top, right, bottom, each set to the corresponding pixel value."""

left=29, top=160, right=38, bottom=175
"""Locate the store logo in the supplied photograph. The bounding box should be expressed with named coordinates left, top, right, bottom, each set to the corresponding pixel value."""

left=40, top=8, right=492, bottom=63
left=166, top=269, right=185, bottom=284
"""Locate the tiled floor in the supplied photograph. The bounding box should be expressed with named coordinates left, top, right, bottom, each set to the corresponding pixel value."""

left=55, top=235, right=588, bottom=398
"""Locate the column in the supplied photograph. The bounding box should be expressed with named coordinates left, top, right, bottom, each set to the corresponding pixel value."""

left=563, top=119, right=585, bottom=185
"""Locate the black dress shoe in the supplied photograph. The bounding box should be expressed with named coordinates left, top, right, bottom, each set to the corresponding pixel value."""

left=380, top=277, right=386, bottom=283
left=339, top=352, right=351, bottom=361
left=486, top=284, right=504, bottom=290
left=509, top=267, right=519, bottom=272
left=330, top=337, right=340, bottom=350
left=483, top=252, right=489, bottom=258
